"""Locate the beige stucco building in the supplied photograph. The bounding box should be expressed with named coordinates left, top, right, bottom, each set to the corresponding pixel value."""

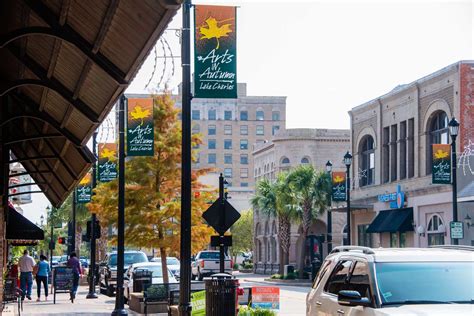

left=252, top=128, right=350, bottom=273
left=349, top=61, right=474, bottom=249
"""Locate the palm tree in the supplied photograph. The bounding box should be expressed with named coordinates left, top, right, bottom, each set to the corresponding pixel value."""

left=286, top=165, right=331, bottom=278
left=251, top=173, right=297, bottom=275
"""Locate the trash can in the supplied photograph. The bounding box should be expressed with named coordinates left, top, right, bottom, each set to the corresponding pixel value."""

left=205, top=273, right=239, bottom=316
left=132, top=269, right=153, bottom=293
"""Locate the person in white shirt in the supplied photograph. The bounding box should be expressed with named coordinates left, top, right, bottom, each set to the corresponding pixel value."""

left=19, top=249, right=35, bottom=300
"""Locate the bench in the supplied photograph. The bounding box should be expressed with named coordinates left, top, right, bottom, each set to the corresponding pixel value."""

left=2, top=278, right=22, bottom=315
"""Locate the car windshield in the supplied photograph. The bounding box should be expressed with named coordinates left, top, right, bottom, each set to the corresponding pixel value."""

left=199, top=252, right=220, bottom=259
left=154, top=258, right=180, bottom=265
left=108, top=253, right=147, bottom=266
left=376, top=262, right=474, bottom=305
left=134, top=265, right=173, bottom=279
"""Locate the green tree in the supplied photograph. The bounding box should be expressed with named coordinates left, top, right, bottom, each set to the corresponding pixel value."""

left=89, top=93, right=214, bottom=281
left=286, top=165, right=331, bottom=278
left=251, top=173, right=297, bottom=274
left=230, top=209, right=253, bottom=265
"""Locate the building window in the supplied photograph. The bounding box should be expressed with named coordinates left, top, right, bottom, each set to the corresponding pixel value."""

left=240, top=125, right=248, bottom=135
left=427, top=214, right=445, bottom=246
left=241, top=168, right=248, bottom=178
left=301, top=157, right=310, bottom=164
left=208, top=125, right=216, bottom=135
left=224, top=168, right=232, bottom=178
left=208, top=139, right=216, bottom=149
left=208, top=153, right=216, bottom=164
left=208, top=109, right=216, bottom=120
left=241, top=182, right=248, bottom=187
left=382, top=127, right=390, bottom=184
left=357, top=224, right=372, bottom=247
left=272, top=125, right=280, bottom=136
left=399, top=232, right=406, bottom=248
left=224, top=154, right=232, bottom=164
left=281, top=157, right=290, bottom=164
left=224, top=139, right=232, bottom=149
left=224, top=110, right=232, bottom=120
left=400, top=120, right=407, bottom=180
left=256, top=125, right=264, bottom=135
left=240, top=154, right=248, bottom=164
left=240, top=111, right=248, bottom=121
left=192, top=124, right=200, bottom=134
left=390, top=124, right=398, bottom=182
left=224, top=125, right=232, bottom=135
left=192, top=110, right=200, bottom=120
left=427, top=111, right=449, bottom=175
left=272, top=111, right=280, bottom=121
left=359, top=135, right=375, bottom=187
left=256, top=110, right=264, bottom=121
left=408, top=118, right=415, bottom=178
left=240, top=139, right=248, bottom=150
left=390, top=232, right=399, bottom=248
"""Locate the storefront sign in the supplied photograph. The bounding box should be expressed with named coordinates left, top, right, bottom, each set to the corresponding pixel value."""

left=251, top=287, right=280, bottom=310
left=450, top=221, right=464, bottom=239
left=98, top=143, right=118, bottom=182
left=75, top=172, right=92, bottom=203
left=127, top=98, right=154, bottom=156
left=331, top=171, right=346, bottom=202
left=194, top=5, right=237, bottom=99
left=191, top=290, right=206, bottom=315
left=432, top=144, right=451, bottom=184
left=377, top=185, right=405, bottom=209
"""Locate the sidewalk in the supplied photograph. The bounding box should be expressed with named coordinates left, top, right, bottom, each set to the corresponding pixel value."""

left=236, top=272, right=312, bottom=287
left=2, top=286, right=166, bottom=316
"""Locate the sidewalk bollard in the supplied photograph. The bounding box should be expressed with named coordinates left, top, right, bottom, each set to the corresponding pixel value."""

left=205, top=273, right=239, bottom=316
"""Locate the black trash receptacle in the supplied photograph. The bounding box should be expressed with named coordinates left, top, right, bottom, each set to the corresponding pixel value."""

left=132, top=269, right=153, bottom=293
left=205, top=273, right=239, bottom=316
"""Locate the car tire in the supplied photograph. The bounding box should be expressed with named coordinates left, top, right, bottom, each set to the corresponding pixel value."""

left=197, top=270, right=203, bottom=281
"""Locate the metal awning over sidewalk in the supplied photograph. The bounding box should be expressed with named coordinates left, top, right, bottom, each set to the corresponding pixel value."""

left=366, top=207, right=414, bottom=233
left=6, top=204, right=44, bottom=241
left=1, top=0, right=181, bottom=206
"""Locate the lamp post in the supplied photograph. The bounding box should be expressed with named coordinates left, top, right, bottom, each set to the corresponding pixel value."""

left=448, top=117, right=460, bottom=245
left=343, top=152, right=352, bottom=245
left=47, top=206, right=53, bottom=270
left=40, top=214, right=44, bottom=227
left=325, top=161, right=333, bottom=253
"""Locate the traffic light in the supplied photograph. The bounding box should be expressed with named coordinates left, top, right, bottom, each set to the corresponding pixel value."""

left=86, top=220, right=101, bottom=239
left=58, top=237, right=67, bottom=244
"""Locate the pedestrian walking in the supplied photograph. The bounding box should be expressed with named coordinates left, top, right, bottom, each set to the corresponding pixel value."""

left=35, top=255, right=50, bottom=301
left=18, top=249, right=35, bottom=300
left=66, top=252, right=82, bottom=302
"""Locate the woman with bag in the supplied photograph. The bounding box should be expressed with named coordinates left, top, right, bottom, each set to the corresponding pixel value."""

left=35, top=255, right=50, bottom=301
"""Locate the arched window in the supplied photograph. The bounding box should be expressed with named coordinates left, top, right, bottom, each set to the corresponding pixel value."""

left=427, top=111, right=449, bottom=174
left=427, top=214, right=445, bottom=246
left=281, top=157, right=290, bottom=164
left=301, top=157, right=310, bottom=164
left=359, top=136, right=375, bottom=186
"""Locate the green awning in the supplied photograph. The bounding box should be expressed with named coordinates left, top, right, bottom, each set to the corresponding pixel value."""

left=366, top=208, right=414, bottom=233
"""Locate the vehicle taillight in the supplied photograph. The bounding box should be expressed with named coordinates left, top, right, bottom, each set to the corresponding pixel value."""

left=200, top=260, right=205, bottom=268
left=237, top=288, right=244, bottom=296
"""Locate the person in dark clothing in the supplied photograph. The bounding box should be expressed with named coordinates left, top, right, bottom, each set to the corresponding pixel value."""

left=66, top=252, right=82, bottom=302
left=35, top=255, right=50, bottom=301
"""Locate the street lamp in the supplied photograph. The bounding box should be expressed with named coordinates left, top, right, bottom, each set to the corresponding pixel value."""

left=40, top=214, right=44, bottom=227
left=325, top=161, right=333, bottom=252
left=46, top=206, right=53, bottom=270
left=343, top=152, right=352, bottom=245
left=448, top=117, right=460, bottom=245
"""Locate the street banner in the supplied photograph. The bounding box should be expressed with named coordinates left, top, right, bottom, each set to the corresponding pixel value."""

left=127, top=98, right=154, bottom=156
left=191, top=290, right=206, bottom=315
left=75, top=172, right=92, bottom=203
left=332, top=171, right=346, bottom=201
left=98, top=143, right=118, bottom=182
left=432, top=144, right=451, bottom=184
left=194, top=5, right=237, bottom=99
left=251, top=287, right=280, bottom=310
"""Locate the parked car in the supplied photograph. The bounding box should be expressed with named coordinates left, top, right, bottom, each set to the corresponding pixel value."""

left=123, top=262, right=177, bottom=303
left=51, top=256, right=61, bottom=267
left=99, top=251, right=148, bottom=296
left=306, top=245, right=474, bottom=316
left=191, top=250, right=232, bottom=280
left=150, top=257, right=180, bottom=279
left=80, top=257, right=90, bottom=268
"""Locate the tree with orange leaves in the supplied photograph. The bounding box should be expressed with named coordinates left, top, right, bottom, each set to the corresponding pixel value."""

left=88, top=93, right=214, bottom=282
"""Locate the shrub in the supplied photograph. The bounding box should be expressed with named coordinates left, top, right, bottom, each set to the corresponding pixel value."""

left=243, top=263, right=253, bottom=270
left=233, top=263, right=240, bottom=270
left=284, top=272, right=296, bottom=280
left=238, top=306, right=277, bottom=316
left=270, top=274, right=283, bottom=279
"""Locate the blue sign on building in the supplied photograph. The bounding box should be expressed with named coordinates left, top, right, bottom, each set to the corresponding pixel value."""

left=377, top=185, right=405, bottom=209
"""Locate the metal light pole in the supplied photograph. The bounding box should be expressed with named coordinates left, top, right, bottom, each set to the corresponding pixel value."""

left=47, top=206, right=53, bottom=270
left=87, top=130, right=98, bottom=299
left=344, top=152, right=352, bottom=246
left=326, top=161, right=333, bottom=253
left=71, top=190, right=76, bottom=254
left=112, top=96, right=127, bottom=316
left=179, top=0, right=192, bottom=315
left=449, top=117, right=460, bottom=245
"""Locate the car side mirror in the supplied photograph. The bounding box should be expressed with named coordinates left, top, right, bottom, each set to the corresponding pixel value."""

left=338, top=290, right=371, bottom=307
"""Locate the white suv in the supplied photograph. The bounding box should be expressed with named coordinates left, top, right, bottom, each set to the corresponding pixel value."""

left=306, top=245, right=474, bottom=315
